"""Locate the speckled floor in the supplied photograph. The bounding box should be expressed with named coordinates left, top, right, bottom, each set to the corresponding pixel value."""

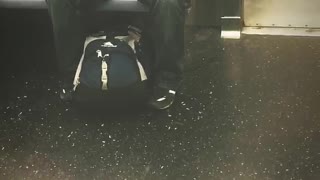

left=0, top=10, right=320, bottom=180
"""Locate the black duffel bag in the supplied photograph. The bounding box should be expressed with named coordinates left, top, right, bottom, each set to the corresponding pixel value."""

left=72, top=30, right=151, bottom=109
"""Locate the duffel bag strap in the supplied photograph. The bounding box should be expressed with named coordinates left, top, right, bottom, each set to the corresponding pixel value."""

left=101, top=60, right=108, bottom=90
left=96, top=49, right=110, bottom=91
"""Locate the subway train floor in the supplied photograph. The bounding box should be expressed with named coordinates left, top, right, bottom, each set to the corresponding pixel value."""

left=0, top=10, right=320, bottom=180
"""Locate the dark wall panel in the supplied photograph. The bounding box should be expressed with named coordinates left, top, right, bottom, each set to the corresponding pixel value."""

left=186, top=0, right=241, bottom=27
left=186, top=0, right=222, bottom=26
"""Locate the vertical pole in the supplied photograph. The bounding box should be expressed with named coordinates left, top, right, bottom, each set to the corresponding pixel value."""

left=221, top=0, right=242, bottom=39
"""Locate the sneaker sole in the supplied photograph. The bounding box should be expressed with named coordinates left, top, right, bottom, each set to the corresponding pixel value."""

left=149, top=100, right=174, bottom=110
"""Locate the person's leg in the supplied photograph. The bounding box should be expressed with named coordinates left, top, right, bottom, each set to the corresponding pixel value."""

left=143, top=0, right=185, bottom=109
left=47, top=0, right=86, bottom=80
left=47, top=0, right=96, bottom=100
left=151, top=0, right=185, bottom=90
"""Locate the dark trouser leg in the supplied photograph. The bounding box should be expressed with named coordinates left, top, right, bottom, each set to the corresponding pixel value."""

left=47, top=0, right=86, bottom=82
left=145, top=0, right=185, bottom=90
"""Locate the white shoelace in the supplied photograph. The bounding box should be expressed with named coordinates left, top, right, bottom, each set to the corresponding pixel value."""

left=156, top=90, right=176, bottom=102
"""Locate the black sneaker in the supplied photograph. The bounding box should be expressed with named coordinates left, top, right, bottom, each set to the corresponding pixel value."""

left=148, top=86, right=177, bottom=110
left=59, top=81, right=74, bottom=102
